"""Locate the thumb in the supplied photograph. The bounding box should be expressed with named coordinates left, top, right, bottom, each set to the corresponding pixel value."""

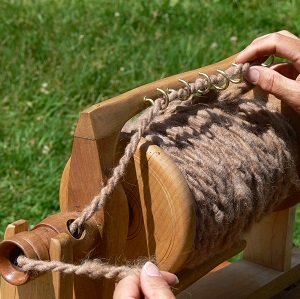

left=245, top=66, right=300, bottom=113
left=140, top=262, right=175, bottom=299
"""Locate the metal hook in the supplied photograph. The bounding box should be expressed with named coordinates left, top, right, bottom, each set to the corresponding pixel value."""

left=143, top=96, right=155, bottom=106
left=261, top=55, right=275, bottom=67
left=196, top=72, right=211, bottom=95
left=156, top=88, right=170, bottom=110
left=178, top=79, right=192, bottom=101
left=212, top=70, right=230, bottom=90
left=229, top=63, right=243, bottom=83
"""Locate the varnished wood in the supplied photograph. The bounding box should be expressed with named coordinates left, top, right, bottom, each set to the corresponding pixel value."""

left=57, top=55, right=243, bottom=297
left=123, top=138, right=196, bottom=273
left=49, top=233, right=73, bottom=299
left=0, top=212, right=101, bottom=285
left=1, top=220, right=29, bottom=299
left=244, top=208, right=296, bottom=272
left=1, top=224, right=75, bottom=299
left=1, top=220, right=56, bottom=299
left=176, top=248, right=300, bottom=299
left=1, top=54, right=300, bottom=298
left=175, top=241, right=246, bottom=294
left=74, top=55, right=238, bottom=140
left=59, top=56, right=300, bottom=297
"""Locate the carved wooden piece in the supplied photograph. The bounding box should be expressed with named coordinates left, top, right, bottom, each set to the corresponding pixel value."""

left=0, top=212, right=100, bottom=286
left=73, top=55, right=238, bottom=140
left=122, top=138, right=196, bottom=272
left=1, top=221, right=73, bottom=299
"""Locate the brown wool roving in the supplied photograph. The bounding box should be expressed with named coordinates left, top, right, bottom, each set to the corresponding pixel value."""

left=142, top=96, right=299, bottom=265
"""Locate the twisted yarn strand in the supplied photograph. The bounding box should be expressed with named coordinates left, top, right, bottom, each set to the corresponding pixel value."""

left=17, top=256, right=139, bottom=280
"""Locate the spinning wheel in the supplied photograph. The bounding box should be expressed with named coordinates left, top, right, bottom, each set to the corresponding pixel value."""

left=0, top=54, right=300, bottom=299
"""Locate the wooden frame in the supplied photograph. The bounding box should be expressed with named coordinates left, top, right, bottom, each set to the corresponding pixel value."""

left=1, top=54, right=300, bottom=298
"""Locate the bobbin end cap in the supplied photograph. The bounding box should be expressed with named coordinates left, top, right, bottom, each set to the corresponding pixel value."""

left=0, top=240, right=29, bottom=285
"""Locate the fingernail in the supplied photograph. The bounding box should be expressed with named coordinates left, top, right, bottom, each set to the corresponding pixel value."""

left=143, top=262, right=161, bottom=277
left=246, top=67, right=260, bottom=84
left=174, top=276, right=180, bottom=285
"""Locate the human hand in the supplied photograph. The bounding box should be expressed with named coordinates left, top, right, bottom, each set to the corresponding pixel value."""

left=235, top=30, right=300, bottom=114
left=113, top=261, right=178, bottom=299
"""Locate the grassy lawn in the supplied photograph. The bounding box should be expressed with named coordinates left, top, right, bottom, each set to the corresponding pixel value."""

left=0, top=0, right=300, bottom=245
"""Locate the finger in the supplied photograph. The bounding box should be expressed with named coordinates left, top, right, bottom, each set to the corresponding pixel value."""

left=251, top=33, right=271, bottom=43
left=237, top=33, right=300, bottom=64
left=245, top=65, right=300, bottom=114
left=271, top=63, right=299, bottom=80
left=113, top=273, right=141, bottom=299
left=140, top=262, right=176, bottom=299
left=251, top=30, right=298, bottom=45
left=236, top=33, right=300, bottom=71
left=160, top=271, right=180, bottom=286
left=277, top=30, right=299, bottom=39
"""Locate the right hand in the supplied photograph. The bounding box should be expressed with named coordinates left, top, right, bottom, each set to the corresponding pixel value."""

left=235, top=30, right=300, bottom=114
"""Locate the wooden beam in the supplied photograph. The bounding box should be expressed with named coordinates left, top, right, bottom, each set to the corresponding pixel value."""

left=176, top=248, right=300, bottom=299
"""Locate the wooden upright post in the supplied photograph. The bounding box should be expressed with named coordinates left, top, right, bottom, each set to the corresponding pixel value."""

left=244, top=207, right=296, bottom=271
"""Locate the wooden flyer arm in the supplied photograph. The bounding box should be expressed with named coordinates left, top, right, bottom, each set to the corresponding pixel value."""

left=61, top=54, right=240, bottom=231
left=74, top=54, right=237, bottom=140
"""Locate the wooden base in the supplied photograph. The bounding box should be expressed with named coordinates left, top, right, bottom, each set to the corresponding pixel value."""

left=177, top=248, right=300, bottom=299
left=272, top=281, right=300, bottom=298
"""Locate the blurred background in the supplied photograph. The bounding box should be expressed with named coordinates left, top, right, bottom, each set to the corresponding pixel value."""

left=0, top=0, right=300, bottom=245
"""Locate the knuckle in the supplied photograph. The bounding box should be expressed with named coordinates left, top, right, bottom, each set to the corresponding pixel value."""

left=269, top=32, right=281, bottom=45
left=278, top=29, right=290, bottom=35
left=260, top=72, right=278, bottom=94
left=251, top=35, right=264, bottom=45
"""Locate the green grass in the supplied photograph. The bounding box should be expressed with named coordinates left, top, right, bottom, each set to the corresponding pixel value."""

left=0, top=0, right=300, bottom=245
